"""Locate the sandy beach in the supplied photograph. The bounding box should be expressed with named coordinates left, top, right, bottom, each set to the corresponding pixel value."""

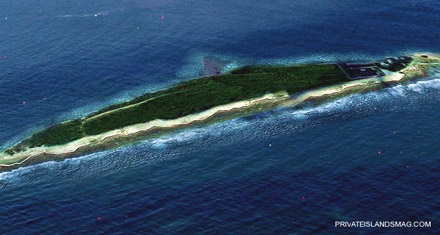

left=0, top=92, right=289, bottom=168
left=1, top=53, right=439, bottom=171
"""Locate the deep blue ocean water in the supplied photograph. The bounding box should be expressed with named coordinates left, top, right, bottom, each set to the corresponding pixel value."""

left=1, top=0, right=440, bottom=233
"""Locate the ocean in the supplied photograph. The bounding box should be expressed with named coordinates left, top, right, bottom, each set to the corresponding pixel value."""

left=1, top=0, right=439, bottom=233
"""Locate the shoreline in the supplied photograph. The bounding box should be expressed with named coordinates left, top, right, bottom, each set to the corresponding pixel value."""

left=1, top=53, right=439, bottom=172
left=0, top=92, right=290, bottom=170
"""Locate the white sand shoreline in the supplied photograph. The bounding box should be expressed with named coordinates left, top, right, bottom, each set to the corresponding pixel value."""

left=0, top=92, right=289, bottom=167
left=1, top=53, right=439, bottom=170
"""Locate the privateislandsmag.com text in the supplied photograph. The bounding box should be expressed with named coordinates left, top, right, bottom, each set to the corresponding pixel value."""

left=335, top=221, right=431, bottom=228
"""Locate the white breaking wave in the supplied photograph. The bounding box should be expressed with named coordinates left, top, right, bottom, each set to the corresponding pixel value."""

left=148, top=118, right=252, bottom=149
left=2, top=77, right=440, bottom=183
left=56, top=11, right=113, bottom=19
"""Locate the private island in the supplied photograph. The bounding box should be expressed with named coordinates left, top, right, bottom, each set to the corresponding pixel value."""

left=1, top=53, right=439, bottom=172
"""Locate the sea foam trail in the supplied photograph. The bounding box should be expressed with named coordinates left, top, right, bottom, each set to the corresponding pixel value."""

left=1, top=77, right=440, bottom=183
left=56, top=10, right=118, bottom=18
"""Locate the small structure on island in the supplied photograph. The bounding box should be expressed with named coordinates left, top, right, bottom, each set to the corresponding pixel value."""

left=337, top=56, right=413, bottom=80
left=337, top=62, right=385, bottom=80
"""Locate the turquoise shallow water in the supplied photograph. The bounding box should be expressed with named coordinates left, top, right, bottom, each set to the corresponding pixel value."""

left=1, top=0, right=440, bottom=233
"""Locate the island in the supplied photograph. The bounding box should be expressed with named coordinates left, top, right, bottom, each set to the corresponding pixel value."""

left=1, top=53, right=439, bottom=172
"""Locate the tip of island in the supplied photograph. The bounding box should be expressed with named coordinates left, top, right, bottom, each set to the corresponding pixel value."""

left=1, top=53, right=439, bottom=172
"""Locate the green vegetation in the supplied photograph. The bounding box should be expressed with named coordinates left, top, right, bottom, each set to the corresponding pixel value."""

left=22, top=120, right=84, bottom=147
left=10, top=64, right=347, bottom=151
